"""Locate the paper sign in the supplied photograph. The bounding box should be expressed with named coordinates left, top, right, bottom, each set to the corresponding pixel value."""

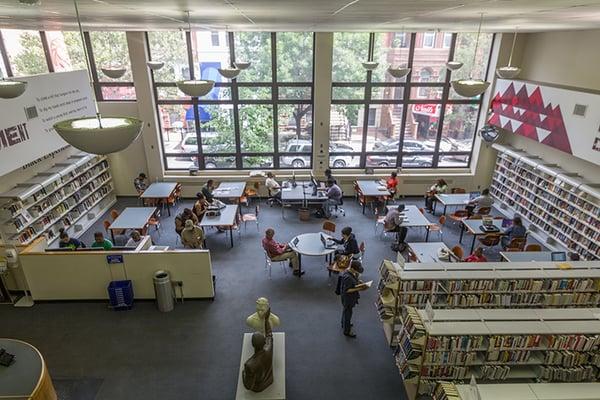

left=106, top=254, right=124, bottom=264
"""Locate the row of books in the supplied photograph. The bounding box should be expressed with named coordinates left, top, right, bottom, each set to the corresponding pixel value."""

left=544, top=351, right=598, bottom=367
left=398, top=292, right=600, bottom=308
left=426, top=336, right=486, bottom=352
left=539, top=365, right=597, bottom=382
left=479, top=365, right=510, bottom=380
left=420, top=365, right=470, bottom=379
left=489, top=335, right=542, bottom=350
left=487, top=350, right=532, bottom=363
left=433, top=382, right=460, bottom=400
left=547, top=335, right=600, bottom=351
left=424, top=351, right=478, bottom=365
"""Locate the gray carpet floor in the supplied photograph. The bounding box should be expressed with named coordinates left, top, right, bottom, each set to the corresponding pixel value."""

left=0, top=195, right=544, bottom=400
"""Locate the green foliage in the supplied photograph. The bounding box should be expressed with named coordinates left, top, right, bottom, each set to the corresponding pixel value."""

left=11, top=32, right=47, bottom=76
left=147, top=31, right=188, bottom=82
left=89, top=31, right=132, bottom=81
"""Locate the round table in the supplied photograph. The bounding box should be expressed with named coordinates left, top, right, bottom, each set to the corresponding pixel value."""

left=0, top=338, right=57, bottom=400
left=288, top=233, right=336, bottom=275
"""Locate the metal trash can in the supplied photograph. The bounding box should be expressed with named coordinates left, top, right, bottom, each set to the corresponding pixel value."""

left=153, top=270, right=174, bottom=312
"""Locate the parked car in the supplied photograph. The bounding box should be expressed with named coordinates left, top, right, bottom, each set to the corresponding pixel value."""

left=177, top=132, right=220, bottom=154
left=280, top=139, right=357, bottom=168
left=366, top=154, right=432, bottom=168
left=371, top=138, right=451, bottom=152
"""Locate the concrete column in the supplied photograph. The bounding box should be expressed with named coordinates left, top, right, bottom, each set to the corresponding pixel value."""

left=311, top=33, right=333, bottom=178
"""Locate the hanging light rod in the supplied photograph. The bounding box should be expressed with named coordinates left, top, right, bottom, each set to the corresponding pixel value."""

left=451, top=13, right=490, bottom=98
left=332, top=0, right=360, bottom=15
left=496, top=30, right=521, bottom=79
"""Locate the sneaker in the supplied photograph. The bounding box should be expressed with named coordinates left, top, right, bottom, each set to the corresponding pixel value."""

left=343, top=331, right=357, bottom=338
left=292, top=270, right=305, bottom=276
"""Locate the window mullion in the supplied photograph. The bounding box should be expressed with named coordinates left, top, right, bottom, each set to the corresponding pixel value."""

left=83, top=32, right=103, bottom=101
left=39, top=31, right=54, bottom=73
left=229, top=32, right=243, bottom=169
left=271, top=32, right=279, bottom=169
left=397, top=33, right=417, bottom=168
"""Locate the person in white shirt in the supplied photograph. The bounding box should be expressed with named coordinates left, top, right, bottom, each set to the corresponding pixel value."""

left=126, top=230, right=143, bottom=247
left=265, top=172, right=281, bottom=200
left=466, top=188, right=494, bottom=215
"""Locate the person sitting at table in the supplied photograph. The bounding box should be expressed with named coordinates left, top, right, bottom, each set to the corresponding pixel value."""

left=501, top=216, right=527, bottom=249
left=386, top=171, right=399, bottom=197
left=465, top=188, right=494, bottom=216
left=133, top=172, right=148, bottom=195
left=181, top=219, right=205, bottom=249
left=569, top=252, right=581, bottom=261
left=332, top=226, right=360, bottom=259
left=58, top=228, right=85, bottom=249
left=464, top=247, right=487, bottom=263
left=383, top=204, right=408, bottom=252
left=125, top=230, right=143, bottom=247
left=193, top=192, right=210, bottom=221
left=425, top=178, right=448, bottom=213
left=175, top=208, right=199, bottom=236
left=325, top=169, right=337, bottom=185
left=262, top=228, right=303, bottom=276
left=202, top=179, right=216, bottom=203
left=265, top=172, right=281, bottom=201
left=91, top=232, right=113, bottom=250
left=323, top=179, right=342, bottom=219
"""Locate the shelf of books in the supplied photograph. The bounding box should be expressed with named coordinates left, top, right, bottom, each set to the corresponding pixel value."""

left=397, top=305, right=600, bottom=400
left=0, top=153, right=117, bottom=246
left=434, top=381, right=600, bottom=400
left=490, top=143, right=600, bottom=260
left=375, top=259, right=600, bottom=347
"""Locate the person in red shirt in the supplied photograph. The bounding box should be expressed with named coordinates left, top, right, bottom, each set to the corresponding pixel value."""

left=261, top=228, right=303, bottom=276
left=464, top=247, right=487, bottom=263
left=386, top=171, right=399, bottom=196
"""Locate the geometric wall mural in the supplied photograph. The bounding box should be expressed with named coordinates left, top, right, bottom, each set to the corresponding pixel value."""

left=489, top=79, right=600, bottom=166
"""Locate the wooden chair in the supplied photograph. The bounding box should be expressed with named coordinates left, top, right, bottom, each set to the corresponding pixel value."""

left=244, top=182, right=260, bottom=200
left=241, top=205, right=260, bottom=232
left=110, top=209, right=120, bottom=220
left=449, top=210, right=469, bottom=225
left=478, top=234, right=501, bottom=251
left=451, top=245, right=464, bottom=261
left=468, top=214, right=483, bottom=220
left=525, top=243, right=542, bottom=252
left=476, top=207, right=491, bottom=216
left=104, top=220, right=125, bottom=236
left=427, top=215, right=446, bottom=241
left=506, top=237, right=527, bottom=251
left=451, top=188, right=466, bottom=194
left=322, top=220, right=336, bottom=236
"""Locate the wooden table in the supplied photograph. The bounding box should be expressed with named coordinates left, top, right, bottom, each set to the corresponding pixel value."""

left=140, top=182, right=178, bottom=216
left=434, top=193, right=470, bottom=215
left=0, top=338, right=57, bottom=400
left=500, top=251, right=559, bottom=262
left=408, top=242, right=452, bottom=263
left=280, top=181, right=327, bottom=218
left=199, top=204, right=239, bottom=248
left=109, top=207, right=157, bottom=242
left=288, top=232, right=335, bottom=276
left=386, top=204, right=432, bottom=241
left=357, top=179, right=390, bottom=214
left=213, top=181, right=246, bottom=202
left=461, top=218, right=505, bottom=253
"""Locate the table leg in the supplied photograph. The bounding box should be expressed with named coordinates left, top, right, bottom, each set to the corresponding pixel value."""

left=471, top=235, right=476, bottom=253
left=166, top=198, right=171, bottom=217
left=229, top=226, right=234, bottom=247
left=362, top=200, right=366, bottom=214
left=110, top=229, right=115, bottom=243
left=459, top=223, right=465, bottom=243
left=425, top=227, right=430, bottom=242
left=433, top=200, right=437, bottom=214
left=298, top=253, right=303, bottom=277
left=443, top=205, right=447, bottom=215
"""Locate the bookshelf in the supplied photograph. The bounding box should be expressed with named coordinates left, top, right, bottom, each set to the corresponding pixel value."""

left=490, top=144, right=600, bottom=260
left=0, top=153, right=116, bottom=246
left=434, top=381, right=600, bottom=400
left=397, top=305, right=600, bottom=400
left=375, top=260, right=600, bottom=347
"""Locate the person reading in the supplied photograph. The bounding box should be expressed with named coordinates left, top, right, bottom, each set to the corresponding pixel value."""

left=384, top=204, right=408, bottom=252
left=466, top=188, right=494, bottom=215
left=425, top=179, right=448, bottom=212
left=58, top=228, right=85, bottom=249
left=91, top=232, right=113, bottom=250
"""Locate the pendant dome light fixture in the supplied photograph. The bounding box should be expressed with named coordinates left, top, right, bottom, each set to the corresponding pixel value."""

left=53, top=0, right=142, bottom=155
left=218, top=28, right=242, bottom=79
left=0, top=78, right=27, bottom=99
left=445, top=61, right=463, bottom=71
left=147, top=61, right=165, bottom=70
left=387, top=28, right=411, bottom=79
left=451, top=13, right=490, bottom=98
left=176, top=11, right=215, bottom=97
left=362, top=61, right=379, bottom=71
left=496, top=30, right=521, bottom=79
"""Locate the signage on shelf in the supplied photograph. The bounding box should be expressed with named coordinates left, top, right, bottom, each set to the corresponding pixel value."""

left=106, top=254, right=124, bottom=264
left=0, top=70, right=95, bottom=177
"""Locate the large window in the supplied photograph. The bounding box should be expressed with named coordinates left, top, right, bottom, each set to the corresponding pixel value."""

left=150, top=31, right=314, bottom=170
left=330, top=31, right=494, bottom=169
left=0, top=29, right=48, bottom=76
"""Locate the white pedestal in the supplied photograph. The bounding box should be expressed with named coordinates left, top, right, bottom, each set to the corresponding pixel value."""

left=236, top=332, right=285, bottom=400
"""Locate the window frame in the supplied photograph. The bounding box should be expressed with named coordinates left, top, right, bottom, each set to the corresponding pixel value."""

left=422, top=32, right=436, bottom=48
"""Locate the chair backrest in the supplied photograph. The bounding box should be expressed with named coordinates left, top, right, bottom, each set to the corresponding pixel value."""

left=103, top=220, right=111, bottom=232
left=322, top=220, right=336, bottom=233
left=509, top=237, right=527, bottom=250
left=254, top=182, right=260, bottom=189
left=419, top=207, right=425, bottom=215
left=263, top=249, right=272, bottom=262
left=439, top=215, right=446, bottom=225
left=481, top=234, right=501, bottom=246
left=477, top=207, right=491, bottom=215
left=469, top=214, right=483, bottom=220
left=452, top=188, right=466, bottom=194
left=110, top=210, right=119, bottom=220
left=451, top=245, right=464, bottom=260
left=453, top=210, right=468, bottom=218
left=525, top=243, right=542, bottom=252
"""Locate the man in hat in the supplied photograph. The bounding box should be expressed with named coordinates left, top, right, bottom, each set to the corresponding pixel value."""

left=338, top=260, right=364, bottom=338
left=181, top=219, right=204, bottom=249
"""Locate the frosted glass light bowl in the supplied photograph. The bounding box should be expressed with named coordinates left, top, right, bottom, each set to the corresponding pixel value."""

left=53, top=116, right=143, bottom=155
left=101, top=67, right=127, bottom=79
left=451, top=79, right=490, bottom=98
left=147, top=61, right=165, bottom=70
left=0, top=80, right=27, bottom=99
left=362, top=61, right=379, bottom=70
left=387, top=66, right=411, bottom=78
left=176, top=80, right=215, bottom=97
left=496, top=66, right=522, bottom=79
left=234, top=62, right=251, bottom=70
left=218, top=67, right=241, bottom=79
left=446, top=61, right=464, bottom=71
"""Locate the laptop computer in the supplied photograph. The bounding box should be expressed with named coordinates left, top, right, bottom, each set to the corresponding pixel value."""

left=551, top=251, right=567, bottom=261
left=320, top=233, right=336, bottom=249
left=291, top=237, right=300, bottom=247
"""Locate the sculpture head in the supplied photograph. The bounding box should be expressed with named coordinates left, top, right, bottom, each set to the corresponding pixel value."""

left=251, top=332, right=266, bottom=351
left=256, top=297, right=270, bottom=319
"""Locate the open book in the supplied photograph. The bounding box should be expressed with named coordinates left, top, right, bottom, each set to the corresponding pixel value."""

left=355, top=280, right=373, bottom=291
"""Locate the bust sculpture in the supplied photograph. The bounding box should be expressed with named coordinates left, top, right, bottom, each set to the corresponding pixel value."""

left=242, top=307, right=274, bottom=392
left=246, top=297, right=280, bottom=335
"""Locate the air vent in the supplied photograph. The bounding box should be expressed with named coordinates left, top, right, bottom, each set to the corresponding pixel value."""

left=573, top=104, right=587, bottom=116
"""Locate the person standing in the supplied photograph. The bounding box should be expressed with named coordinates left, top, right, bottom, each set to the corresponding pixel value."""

left=262, top=228, right=303, bottom=276
left=337, top=260, right=364, bottom=338
left=323, top=179, right=342, bottom=219
left=133, top=173, right=148, bottom=194
left=425, top=179, right=448, bottom=212
left=383, top=204, right=408, bottom=252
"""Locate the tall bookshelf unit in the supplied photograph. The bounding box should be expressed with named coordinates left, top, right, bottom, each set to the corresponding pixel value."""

left=490, top=144, right=600, bottom=260
left=434, top=381, right=600, bottom=400
left=376, top=260, right=600, bottom=347
left=0, top=153, right=116, bottom=247
left=398, top=306, right=600, bottom=400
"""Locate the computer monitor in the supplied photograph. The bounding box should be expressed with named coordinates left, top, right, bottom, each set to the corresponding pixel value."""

left=310, top=172, right=318, bottom=188
left=320, top=233, right=327, bottom=247
left=469, top=191, right=481, bottom=200
left=551, top=251, right=567, bottom=261
left=291, top=237, right=300, bottom=247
